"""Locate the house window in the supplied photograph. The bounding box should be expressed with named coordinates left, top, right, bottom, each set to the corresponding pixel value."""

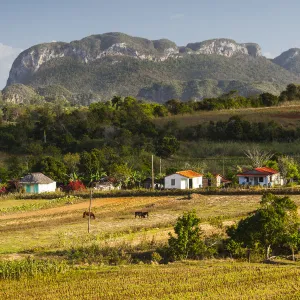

left=245, top=177, right=249, bottom=182
left=259, top=177, right=264, bottom=183
left=171, top=179, right=175, bottom=186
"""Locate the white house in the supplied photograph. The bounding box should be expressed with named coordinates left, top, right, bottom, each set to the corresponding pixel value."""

left=165, top=170, right=203, bottom=189
left=237, top=167, right=283, bottom=187
left=20, top=173, right=56, bottom=193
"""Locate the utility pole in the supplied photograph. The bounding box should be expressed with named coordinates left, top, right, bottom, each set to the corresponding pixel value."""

left=223, top=157, right=225, bottom=175
left=43, top=130, right=47, bottom=144
left=88, top=188, right=93, bottom=233
left=160, top=158, right=162, bottom=177
left=152, top=155, right=154, bottom=190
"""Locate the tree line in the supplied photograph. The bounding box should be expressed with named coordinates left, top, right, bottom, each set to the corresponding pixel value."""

left=0, top=84, right=300, bottom=185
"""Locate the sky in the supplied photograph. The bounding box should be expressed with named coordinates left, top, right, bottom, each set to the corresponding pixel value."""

left=1, top=0, right=300, bottom=88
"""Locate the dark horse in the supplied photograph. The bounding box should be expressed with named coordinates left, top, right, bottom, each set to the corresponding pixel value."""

left=135, top=211, right=149, bottom=218
left=83, top=211, right=96, bottom=219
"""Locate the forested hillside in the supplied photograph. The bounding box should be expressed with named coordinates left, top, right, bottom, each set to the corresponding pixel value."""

left=1, top=84, right=300, bottom=185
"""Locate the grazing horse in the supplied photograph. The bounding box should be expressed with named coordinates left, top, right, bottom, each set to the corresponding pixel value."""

left=83, top=211, right=96, bottom=219
left=135, top=211, right=149, bottom=218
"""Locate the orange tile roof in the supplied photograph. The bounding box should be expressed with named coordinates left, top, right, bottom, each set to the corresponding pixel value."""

left=176, top=170, right=203, bottom=178
left=255, top=167, right=278, bottom=174
left=237, top=167, right=279, bottom=176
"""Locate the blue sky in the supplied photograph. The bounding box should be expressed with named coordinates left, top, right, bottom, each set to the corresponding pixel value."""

left=1, top=0, right=300, bottom=88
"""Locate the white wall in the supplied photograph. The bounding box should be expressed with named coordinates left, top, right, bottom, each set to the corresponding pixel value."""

left=238, top=176, right=282, bottom=187
left=38, top=182, right=56, bottom=193
left=192, top=177, right=202, bottom=188
left=271, top=173, right=283, bottom=185
left=165, top=174, right=202, bottom=189
left=216, top=176, right=222, bottom=187
left=165, top=174, right=184, bottom=189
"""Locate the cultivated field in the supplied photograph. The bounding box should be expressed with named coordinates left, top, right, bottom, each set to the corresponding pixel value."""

left=1, top=194, right=300, bottom=299
left=154, top=103, right=300, bottom=128
left=2, top=261, right=300, bottom=299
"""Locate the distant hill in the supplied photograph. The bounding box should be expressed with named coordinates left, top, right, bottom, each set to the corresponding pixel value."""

left=273, top=48, right=300, bottom=75
left=4, top=32, right=300, bottom=103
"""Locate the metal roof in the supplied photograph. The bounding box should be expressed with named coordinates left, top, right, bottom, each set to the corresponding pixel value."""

left=20, top=173, right=55, bottom=184
left=237, top=167, right=279, bottom=177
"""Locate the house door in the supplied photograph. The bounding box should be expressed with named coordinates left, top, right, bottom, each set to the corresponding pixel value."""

left=189, top=179, right=193, bottom=189
left=254, top=177, right=258, bottom=185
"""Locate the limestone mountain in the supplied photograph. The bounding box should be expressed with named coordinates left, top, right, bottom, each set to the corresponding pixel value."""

left=5, top=32, right=300, bottom=103
left=273, top=48, right=300, bottom=75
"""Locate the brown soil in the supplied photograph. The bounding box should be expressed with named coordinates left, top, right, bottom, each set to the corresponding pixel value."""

left=0, top=196, right=175, bottom=221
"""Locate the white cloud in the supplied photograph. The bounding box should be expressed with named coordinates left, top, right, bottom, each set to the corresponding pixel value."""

left=263, top=52, right=276, bottom=59
left=170, top=13, right=185, bottom=20
left=0, top=43, right=22, bottom=89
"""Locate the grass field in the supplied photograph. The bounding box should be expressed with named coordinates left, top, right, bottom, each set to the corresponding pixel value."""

left=1, top=261, right=300, bottom=299
left=154, top=103, right=300, bottom=129
left=1, top=194, right=300, bottom=299
left=2, top=194, right=300, bottom=254
left=0, top=194, right=266, bottom=254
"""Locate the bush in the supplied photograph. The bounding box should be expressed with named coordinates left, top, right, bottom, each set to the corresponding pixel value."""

left=65, top=180, right=86, bottom=191
left=167, top=211, right=207, bottom=261
left=66, top=244, right=132, bottom=265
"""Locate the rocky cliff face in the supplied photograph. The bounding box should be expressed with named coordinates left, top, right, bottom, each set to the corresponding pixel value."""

left=185, top=39, right=261, bottom=57
left=7, top=33, right=261, bottom=86
left=273, top=48, right=300, bottom=75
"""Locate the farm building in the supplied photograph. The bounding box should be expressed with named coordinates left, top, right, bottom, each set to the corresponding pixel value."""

left=237, top=167, right=283, bottom=187
left=165, top=170, right=203, bottom=189
left=142, top=177, right=163, bottom=189
left=20, top=173, right=56, bottom=193
left=203, top=174, right=231, bottom=187
left=92, top=177, right=120, bottom=191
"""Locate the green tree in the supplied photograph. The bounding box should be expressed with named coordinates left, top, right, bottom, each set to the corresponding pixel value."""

left=278, top=156, right=300, bottom=184
left=227, top=194, right=299, bottom=260
left=63, top=153, right=80, bottom=180
left=32, top=156, right=67, bottom=183
left=168, top=211, right=206, bottom=260
left=259, top=93, right=279, bottom=107
left=156, top=135, right=180, bottom=159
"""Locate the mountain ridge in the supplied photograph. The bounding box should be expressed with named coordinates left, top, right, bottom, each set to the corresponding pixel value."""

left=4, top=32, right=300, bottom=103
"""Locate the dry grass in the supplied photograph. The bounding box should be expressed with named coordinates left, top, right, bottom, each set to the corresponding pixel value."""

left=1, top=261, right=300, bottom=299
left=154, top=104, right=300, bottom=128
left=2, top=194, right=300, bottom=255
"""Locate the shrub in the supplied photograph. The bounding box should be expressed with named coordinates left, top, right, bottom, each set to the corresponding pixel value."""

left=151, top=252, right=163, bottom=263
left=167, top=211, right=206, bottom=261
left=0, top=257, right=69, bottom=280
left=0, top=186, right=7, bottom=194
left=66, top=180, right=86, bottom=191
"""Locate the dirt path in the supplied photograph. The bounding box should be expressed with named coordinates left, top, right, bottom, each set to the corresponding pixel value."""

left=0, top=196, right=172, bottom=221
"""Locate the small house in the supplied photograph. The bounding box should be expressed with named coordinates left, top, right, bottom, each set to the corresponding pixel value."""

left=20, top=173, right=56, bottom=193
left=203, top=174, right=231, bottom=187
left=142, top=177, right=164, bottom=189
left=93, top=177, right=120, bottom=191
left=237, top=167, right=283, bottom=187
left=165, top=170, right=203, bottom=189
